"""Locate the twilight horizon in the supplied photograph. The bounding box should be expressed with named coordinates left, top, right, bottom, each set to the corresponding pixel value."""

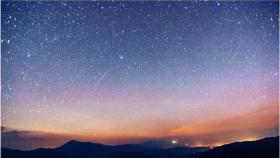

left=1, top=1, right=279, bottom=150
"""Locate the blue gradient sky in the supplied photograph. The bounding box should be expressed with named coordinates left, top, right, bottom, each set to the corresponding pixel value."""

left=1, top=1, right=279, bottom=149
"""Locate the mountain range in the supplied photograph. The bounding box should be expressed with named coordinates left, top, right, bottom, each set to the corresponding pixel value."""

left=2, top=136, right=279, bottom=158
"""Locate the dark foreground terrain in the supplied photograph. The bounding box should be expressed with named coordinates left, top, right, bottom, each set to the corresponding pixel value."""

left=194, top=137, right=279, bottom=158
left=2, top=137, right=279, bottom=158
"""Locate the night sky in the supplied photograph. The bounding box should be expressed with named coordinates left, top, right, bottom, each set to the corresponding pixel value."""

left=1, top=1, right=279, bottom=150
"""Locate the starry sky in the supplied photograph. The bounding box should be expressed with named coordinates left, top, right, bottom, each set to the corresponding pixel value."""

left=1, top=1, right=279, bottom=150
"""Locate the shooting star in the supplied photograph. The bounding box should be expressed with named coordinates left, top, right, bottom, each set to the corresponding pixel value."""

left=94, top=67, right=116, bottom=88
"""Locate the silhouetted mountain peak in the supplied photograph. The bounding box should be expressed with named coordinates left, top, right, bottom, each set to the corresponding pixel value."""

left=56, top=140, right=108, bottom=155
left=60, top=140, right=104, bottom=147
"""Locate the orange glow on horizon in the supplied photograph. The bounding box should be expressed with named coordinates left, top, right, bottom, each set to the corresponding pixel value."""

left=169, top=104, right=278, bottom=137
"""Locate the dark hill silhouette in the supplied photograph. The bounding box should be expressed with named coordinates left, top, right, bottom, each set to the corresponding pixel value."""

left=195, top=136, right=279, bottom=158
left=2, top=140, right=209, bottom=158
left=2, top=148, right=79, bottom=158
left=2, top=137, right=278, bottom=158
